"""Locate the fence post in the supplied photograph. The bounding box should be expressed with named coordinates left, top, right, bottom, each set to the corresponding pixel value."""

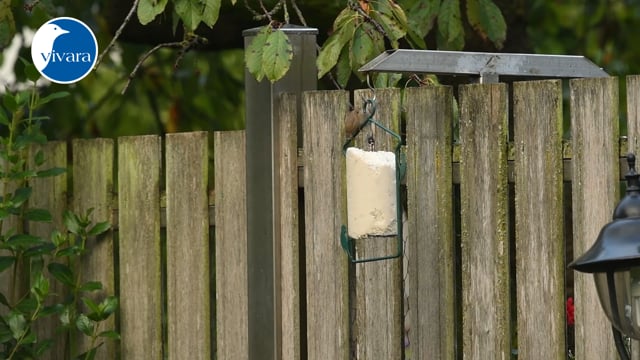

left=242, top=25, right=317, bottom=359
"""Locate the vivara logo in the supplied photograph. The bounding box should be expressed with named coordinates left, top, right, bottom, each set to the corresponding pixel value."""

left=30, top=17, right=98, bottom=84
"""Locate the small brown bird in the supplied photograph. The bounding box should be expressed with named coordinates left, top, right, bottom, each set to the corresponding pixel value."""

left=344, top=108, right=368, bottom=139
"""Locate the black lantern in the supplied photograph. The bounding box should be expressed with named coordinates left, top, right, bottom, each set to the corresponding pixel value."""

left=569, top=154, right=640, bottom=360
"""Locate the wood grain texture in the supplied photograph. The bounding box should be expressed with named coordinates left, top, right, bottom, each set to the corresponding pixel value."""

left=627, top=75, right=640, bottom=360
left=214, top=130, right=248, bottom=360
left=570, top=77, right=619, bottom=360
left=72, top=139, right=116, bottom=360
left=405, top=86, right=455, bottom=359
left=303, top=90, right=349, bottom=360
left=513, top=80, right=565, bottom=360
left=459, top=83, right=510, bottom=360
left=275, top=93, right=301, bottom=360
left=117, top=135, right=163, bottom=359
left=30, top=142, right=68, bottom=360
left=627, top=75, right=640, bottom=155
left=352, top=88, right=402, bottom=360
left=166, top=132, right=211, bottom=360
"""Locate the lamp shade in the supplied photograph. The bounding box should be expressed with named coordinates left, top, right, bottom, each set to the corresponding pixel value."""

left=569, top=154, right=640, bottom=273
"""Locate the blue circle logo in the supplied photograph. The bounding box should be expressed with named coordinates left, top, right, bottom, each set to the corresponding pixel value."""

left=30, top=17, right=98, bottom=84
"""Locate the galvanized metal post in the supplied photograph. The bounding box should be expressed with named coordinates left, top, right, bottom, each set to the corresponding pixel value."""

left=243, top=25, right=317, bottom=360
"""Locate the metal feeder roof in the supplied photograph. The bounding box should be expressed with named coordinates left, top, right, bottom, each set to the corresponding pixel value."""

left=359, top=49, right=609, bottom=83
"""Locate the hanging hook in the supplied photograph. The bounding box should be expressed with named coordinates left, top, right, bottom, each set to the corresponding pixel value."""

left=366, top=73, right=376, bottom=102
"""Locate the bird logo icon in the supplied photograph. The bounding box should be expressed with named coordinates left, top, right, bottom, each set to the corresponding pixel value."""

left=30, top=17, right=98, bottom=84
left=31, top=24, right=70, bottom=71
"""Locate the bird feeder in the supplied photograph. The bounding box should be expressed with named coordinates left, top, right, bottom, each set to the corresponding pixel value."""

left=340, top=98, right=405, bottom=263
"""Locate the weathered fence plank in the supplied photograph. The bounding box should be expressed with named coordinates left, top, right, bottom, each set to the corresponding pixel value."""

left=513, top=80, right=565, bottom=360
left=628, top=75, right=640, bottom=155
left=166, top=132, right=211, bottom=360
left=30, top=142, right=68, bottom=360
left=72, top=139, right=116, bottom=360
left=459, top=83, right=510, bottom=360
left=571, top=77, right=619, bottom=360
left=352, top=88, right=402, bottom=359
left=405, top=86, right=456, bottom=359
left=303, top=90, right=349, bottom=360
left=118, top=135, right=163, bottom=359
left=214, top=130, right=248, bottom=360
left=627, top=74, right=640, bottom=360
left=275, top=93, right=301, bottom=360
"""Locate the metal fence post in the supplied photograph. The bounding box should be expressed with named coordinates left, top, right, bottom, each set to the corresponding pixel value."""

left=243, top=25, right=317, bottom=360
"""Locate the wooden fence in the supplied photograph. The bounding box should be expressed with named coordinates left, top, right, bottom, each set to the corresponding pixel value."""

left=5, top=75, right=640, bottom=359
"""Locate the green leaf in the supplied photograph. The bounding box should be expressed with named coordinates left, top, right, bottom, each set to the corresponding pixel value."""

left=31, top=272, right=50, bottom=300
left=48, top=262, right=75, bottom=287
left=23, top=243, right=56, bottom=258
left=0, top=255, right=15, bottom=273
left=350, top=23, right=383, bottom=72
left=245, top=26, right=270, bottom=82
left=41, top=303, right=65, bottom=317
left=24, top=208, right=53, bottom=222
left=200, top=0, right=221, bottom=27
left=12, top=186, right=32, bottom=207
left=16, top=297, right=38, bottom=314
left=34, top=149, right=45, bottom=166
left=137, top=0, right=169, bottom=25
left=371, top=10, right=405, bottom=48
left=333, top=7, right=357, bottom=29
left=8, top=312, right=26, bottom=340
left=407, top=0, right=440, bottom=38
left=438, top=0, right=465, bottom=50
left=3, top=93, right=18, bottom=113
left=82, top=297, right=102, bottom=320
left=7, top=234, right=44, bottom=251
left=88, top=221, right=111, bottom=236
left=335, top=46, right=352, bottom=88
left=100, top=296, right=119, bottom=317
left=316, top=17, right=356, bottom=79
left=262, top=29, right=293, bottom=82
left=98, top=330, right=121, bottom=340
left=174, top=0, right=221, bottom=31
left=37, top=91, right=70, bottom=107
left=64, top=210, right=83, bottom=235
left=56, top=245, right=83, bottom=258
left=36, top=167, right=67, bottom=177
left=76, top=314, right=95, bottom=336
left=35, top=339, right=54, bottom=356
left=80, top=281, right=103, bottom=292
left=76, top=348, right=98, bottom=360
left=24, top=63, right=40, bottom=83
left=51, top=230, right=66, bottom=247
left=466, top=0, right=506, bottom=49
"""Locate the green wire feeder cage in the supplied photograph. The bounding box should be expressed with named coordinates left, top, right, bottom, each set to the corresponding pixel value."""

left=340, top=98, right=406, bottom=263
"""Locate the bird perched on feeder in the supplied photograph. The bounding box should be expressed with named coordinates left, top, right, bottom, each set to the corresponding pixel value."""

left=344, top=107, right=368, bottom=139
left=31, top=23, right=69, bottom=71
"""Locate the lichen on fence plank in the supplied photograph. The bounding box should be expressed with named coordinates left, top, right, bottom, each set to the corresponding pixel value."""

left=405, top=85, right=456, bottom=360
left=214, top=130, right=248, bottom=360
left=571, top=77, right=619, bottom=360
left=166, top=131, right=211, bottom=360
left=302, top=90, right=349, bottom=360
left=118, top=135, right=163, bottom=359
left=513, top=80, right=565, bottom=360
left=459, top=83, right=510, bottom=360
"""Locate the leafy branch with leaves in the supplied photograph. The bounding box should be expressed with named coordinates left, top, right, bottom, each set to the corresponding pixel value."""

left=0, top=63, right=118, bottom=360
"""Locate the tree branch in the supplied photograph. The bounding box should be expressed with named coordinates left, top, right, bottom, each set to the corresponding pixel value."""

left=121, top=41, right=184, bottom=94
left=95, top=0, right=140, bottom=70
